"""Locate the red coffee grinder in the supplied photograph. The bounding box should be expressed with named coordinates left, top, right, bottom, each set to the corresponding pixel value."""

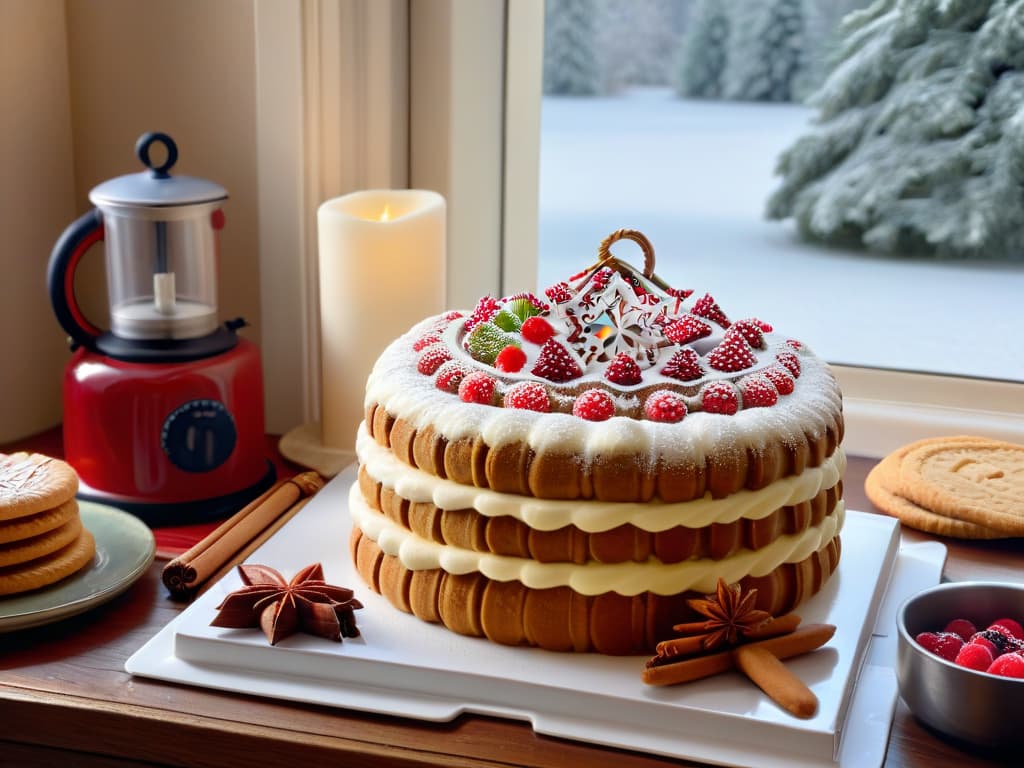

left=48, top=132, right=274, bottom=526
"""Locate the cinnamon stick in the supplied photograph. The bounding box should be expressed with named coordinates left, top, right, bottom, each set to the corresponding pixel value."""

left=162, top=472, right=324, bottom=600
left=735, top=645, right=819, bottom=718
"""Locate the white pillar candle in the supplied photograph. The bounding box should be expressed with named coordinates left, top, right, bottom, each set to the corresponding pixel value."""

left=317, top=189, right=446, bottom=450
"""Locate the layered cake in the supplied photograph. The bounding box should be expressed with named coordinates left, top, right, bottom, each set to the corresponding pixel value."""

left=350, top=229, right=844, bottom=654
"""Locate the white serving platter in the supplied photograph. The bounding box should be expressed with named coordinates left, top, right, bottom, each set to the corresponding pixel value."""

left=127, top=465, right=945, bottom=768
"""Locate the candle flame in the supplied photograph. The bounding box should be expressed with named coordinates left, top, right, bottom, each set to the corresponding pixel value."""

left=379, top=205, right=391, bottom=222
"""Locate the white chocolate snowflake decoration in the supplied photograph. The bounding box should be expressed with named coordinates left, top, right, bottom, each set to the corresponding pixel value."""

left=552, top=245, right=690, bottom=369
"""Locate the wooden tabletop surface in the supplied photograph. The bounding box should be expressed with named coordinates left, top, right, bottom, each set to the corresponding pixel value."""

left=0, top=442, right=1020, bottom=767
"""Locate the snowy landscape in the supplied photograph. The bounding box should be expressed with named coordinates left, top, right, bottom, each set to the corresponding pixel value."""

left=537, top=89, right=1024, bottom=382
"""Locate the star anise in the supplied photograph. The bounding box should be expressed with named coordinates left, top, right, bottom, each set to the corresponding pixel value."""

left=211, top=563, right=363, bottom=645
left=675, top=578, right=772, bottom=652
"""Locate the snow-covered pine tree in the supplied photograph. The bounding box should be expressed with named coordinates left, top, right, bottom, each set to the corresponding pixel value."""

left=768, top=0, right=1024, bottom=260
left=598, top=0, right=683, bottom=93
left=677, top=0, right=731, bottom=98
left=724, top=0, right=805, bottom=102
left=544, top=0, right=602, bottom=96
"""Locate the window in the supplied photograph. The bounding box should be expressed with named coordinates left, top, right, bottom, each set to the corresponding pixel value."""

left=498, top=1, right=1024, bottom=456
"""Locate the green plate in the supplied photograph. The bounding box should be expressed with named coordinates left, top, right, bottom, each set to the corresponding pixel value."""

left=0, top=501, right=155, bottom=632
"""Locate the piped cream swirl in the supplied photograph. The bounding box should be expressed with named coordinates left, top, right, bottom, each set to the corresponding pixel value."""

left=349, top=482, right=844, bottom=596
left=357, top=426, right=845, bottom=532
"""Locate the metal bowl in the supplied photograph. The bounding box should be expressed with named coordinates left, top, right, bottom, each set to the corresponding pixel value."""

left=896, top=581, right=1024, bottom=748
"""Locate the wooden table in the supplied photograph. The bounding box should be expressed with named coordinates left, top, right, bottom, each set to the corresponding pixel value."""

left=1, top=443, right=1020, bottom=767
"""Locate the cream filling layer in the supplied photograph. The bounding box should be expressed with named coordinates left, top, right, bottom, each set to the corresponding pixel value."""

left=357, top=426, right=845, bottom=533
left=349, top=482, right=845, bottom=596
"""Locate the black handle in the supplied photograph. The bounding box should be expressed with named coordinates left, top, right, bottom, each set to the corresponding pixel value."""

left=135, top=132, right=178, bottom=179
left=48, top=209, right=104, bottom=352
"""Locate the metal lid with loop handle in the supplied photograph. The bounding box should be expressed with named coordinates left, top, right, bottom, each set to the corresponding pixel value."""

left=49, top=131, right=236, bottom=361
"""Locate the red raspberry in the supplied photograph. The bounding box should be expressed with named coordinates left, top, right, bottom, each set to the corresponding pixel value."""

left=786, top=339, right=803, bottom=350
left=458, top=371, right=497, bottom=405
left=434, top=361, right=469, bottom=393
left=531, top=339, right=583, bottom=382
left=943, top=618, right=978, bottom=643
left=989, top=618, right=1024, bottom=640
left=572, top=389, right=615, bottom=421
left=739, top=374, right=778, bottom=408
left=413, top=333, right=441, bottom=352
left=776, top=351, right=801, bottom=378
left=417, top=346, right=452, bottom=376
left=464, top=295, right=501, bottom=332
left=663, top=315, right=712, bottom=345
left=740, top=317, right=773, bottom=333
left=520, top=316, right=556, bottom=345
left=544, top=281, right=572, bottom=303
left=969, top=632, right=1001, bottom=656
left=707, top=334, right=756, bottom=372
left=916, top=631, right=964, bottom=662
left=762, top=365, right=795, bottom=395
left=701, top=381, right=739, bottom=415
left=494, top=345, right=527, bottom=373
left=503, top=381, right=550, bottom=412
left=661, top=348, right=704, bottom=381
left=691, top=293, right=730, bottom=328
left=729, top=320, right=766, bottom=348
left=644, top=391, right=687, bottom=423
left=955, top=642, right=994, bottom=671
left=988, top=652, right=1024, bottom=678
left=604, top=353, right=643, bottom=385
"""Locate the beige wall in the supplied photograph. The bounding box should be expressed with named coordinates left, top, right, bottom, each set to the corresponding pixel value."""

left=0, top=0, right=77, bottom=443
left=0, top=0, right=260, bottom=443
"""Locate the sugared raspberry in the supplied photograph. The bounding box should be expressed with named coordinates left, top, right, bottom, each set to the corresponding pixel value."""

left=417, top=346, right=452, bottom=376
left=494, top=345, right=527, bottom=373
left=520, top=316, right=556, bottom=345
left=701, top=381, right=739, bottom=415
left=572, top=389, right=615, bottom=421
left=604, top=353, right=643, bottom=385
left=739, top=374, right=778, bottom=408
left=915, top=631, right=964, bottom=662
left=989, top=618, right=1024, bottom=640
left=943, top=618, right=978, bottom=643
left=413, top=333, right=441, bottom=352
left=988, top=652, right=1024, bottom=678
left=458, top=371, right=497, bottom=405
left=762, top=365, right=795, bottom=395
left=707, top=334, right=756, bottom=372
left=955, top=642, right=994, bottom=671
left=544, top=281, right=572, bottom=303
left=503, top=381, right=550, bottom=412
left=729, top=320, right=766, bottom=349
left=661, top=348, right=704, bottom=381
left=442, top=310, right=464, bottom=322
left=741, top=317, right=773, bottom=333
left=691, top=293, right=730, bottom=328
left=434, top=361, right=469, bottom=393
left=531, top=339, right=583, bottom=382
left=786, top=339, right=803, bottom=349
left=663, top=315, right=712, bottom=345
left=644, top=391, right=687, bottom=423
left=464, top=295, right=501, bottom=332
left=776, top=351, right=801, bottom=378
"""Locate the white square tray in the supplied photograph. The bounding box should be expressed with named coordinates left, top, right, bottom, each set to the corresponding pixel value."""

left=127, top=465, right=945, bottom=768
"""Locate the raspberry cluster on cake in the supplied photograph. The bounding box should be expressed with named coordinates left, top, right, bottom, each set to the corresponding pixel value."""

left=350, top=229, right=844, bottom=654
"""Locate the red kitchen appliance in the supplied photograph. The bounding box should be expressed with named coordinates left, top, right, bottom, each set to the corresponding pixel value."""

left=48, top=132, right=274, bottom=526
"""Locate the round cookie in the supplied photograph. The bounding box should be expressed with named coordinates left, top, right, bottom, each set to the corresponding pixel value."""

left=865, top=454, right=1005, bottom=539
left=896, top=438, right=1024, bottom=536
left=0, top=498, right=79, bottom=544
left=0, top=452, right=79, bottom=521
left=0, top=529, right=96, bottom=596
left=0, top=517, right=83, bottom=568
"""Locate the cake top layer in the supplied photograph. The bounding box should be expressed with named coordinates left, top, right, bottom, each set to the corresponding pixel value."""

left=397, top=229, right=829, bottom=424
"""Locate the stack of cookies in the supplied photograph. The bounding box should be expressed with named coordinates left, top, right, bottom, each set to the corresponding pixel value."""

left=0, top=452, right=95, bottom=596
left=865, top=436, right=1023, bottom=539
